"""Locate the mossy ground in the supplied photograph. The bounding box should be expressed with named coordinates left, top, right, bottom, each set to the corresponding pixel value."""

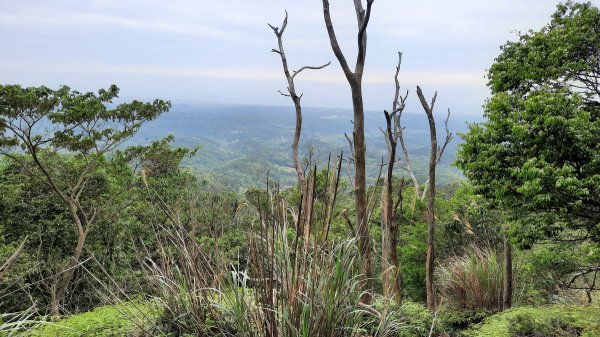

left=27, top=302, right=161, bottom=337
left=465, top=304, right=600, bottom=337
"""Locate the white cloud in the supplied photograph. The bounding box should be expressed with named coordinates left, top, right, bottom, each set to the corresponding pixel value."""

left=0, top=11, right=228, bottom=38
left=1, top=0, right=593, bottom=110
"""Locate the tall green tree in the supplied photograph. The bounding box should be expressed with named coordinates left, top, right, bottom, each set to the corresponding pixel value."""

left=0, top=84, right=169, bottom=314
left=456, top=1, right=599, bottom=245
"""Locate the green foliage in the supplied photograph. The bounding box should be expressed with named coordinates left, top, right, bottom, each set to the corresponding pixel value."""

left=121, top=134, right=196, bottom=178
left=0, top=84, right=169, bottom=153
left=514, top=242, right=600, bottom=305
left=0, top=155, right=141, bottom=312
left=395, top=301, right=433, bottom=337
left=457, top=1, right=600, bottom=244
left=399, top=217, right=427, bottom=302
left=0, top=84, right=171, bottom=313
left=436, top=182, right=504, bottom=257
left=466, top=305, right=600, bottom=337
left=28, top=302, right=161, bottom=337
left=508, top=312, right=579, bottom=337
left=487, top=1, right=600, bottom=99
left=437, top=305, right=491, bottom=337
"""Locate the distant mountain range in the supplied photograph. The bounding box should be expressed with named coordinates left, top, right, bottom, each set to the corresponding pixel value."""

left=128, top=103, right=482, bottom=191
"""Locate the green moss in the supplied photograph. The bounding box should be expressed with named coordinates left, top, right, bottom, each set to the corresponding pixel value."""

left=28, top=302, right=161, bottom=337
left=465, top=305, right=600, bottom=337
left=437, top=305, right=492, bottom=336
left=370, top=300, right=433, bottom=337
left=396, top=301, right=434, bottom=337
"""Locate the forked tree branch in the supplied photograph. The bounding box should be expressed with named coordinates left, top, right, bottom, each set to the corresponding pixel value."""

left=292, top=63, right=331, bottom=80
left=322, top=0, right=354, bottom=80
left=390, top=52, right=420, bottom=204
left=269, top=11, right=330, bottom=189
left=356, top=0, right=375, bottom=75
left=0, top=236, right=28, bottom=280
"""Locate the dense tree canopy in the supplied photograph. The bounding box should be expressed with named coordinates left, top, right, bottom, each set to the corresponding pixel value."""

left=488, top=1, right=599, bottom=102
left=457, top=1, right=600, bottom=245
left=0, top=84, right=170, bottom=314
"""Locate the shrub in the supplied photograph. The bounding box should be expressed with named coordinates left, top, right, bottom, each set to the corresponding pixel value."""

left=508, top=312, right=579, bottom=336
left=395, top=301, right=434, bottom=337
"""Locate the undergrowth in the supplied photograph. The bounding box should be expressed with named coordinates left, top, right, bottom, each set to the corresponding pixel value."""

left=465, top=305, right=600, bottom=337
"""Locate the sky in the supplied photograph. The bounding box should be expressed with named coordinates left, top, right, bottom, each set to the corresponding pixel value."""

left=1, top=0, right=595, bottom=116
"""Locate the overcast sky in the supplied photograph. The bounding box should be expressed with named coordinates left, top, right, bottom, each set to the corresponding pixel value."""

left=1, top=0, right=595, bottom=116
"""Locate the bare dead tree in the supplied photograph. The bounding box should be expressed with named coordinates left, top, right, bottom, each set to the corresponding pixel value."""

left=269, top=11, right=330, bottom=192
left=269, top=12, right=330, bottom=247
left=380, top=52, right=408, bottom=303
left=419, top=108, right=453, bottom=201
left=322, top=0, right=375, bottom=303
left=397, top=102, right=452, bottom=212
left=416, top=85, right=453, bottom=310
left=393, top=62, right=420, bottom=213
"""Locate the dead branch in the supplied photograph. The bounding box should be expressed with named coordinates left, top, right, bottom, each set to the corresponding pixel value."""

left=0, top=236, right=28, bottom=280
left=322, top=0, right=376, bottom=303
left=269, top=10, right=330, bottom=191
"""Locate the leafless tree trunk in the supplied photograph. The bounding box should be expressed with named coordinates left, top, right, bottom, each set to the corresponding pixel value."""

left=269, top=12, right=330, bottom=191
left=322, top=0, right=375, bottom=304
left=381, top=53, right=408, bottom=303
left=503, top=227, right=513, bottom=310
left=269, top=12, right=330, bottom=245
left=417, top=86, right=453, bottom=310
left=52, top=207, right=89, bottom=316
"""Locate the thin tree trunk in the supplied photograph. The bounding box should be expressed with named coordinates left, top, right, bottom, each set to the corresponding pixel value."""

left=322, top=0, right=375, bottom=304
left=52, top=207, right=88, bottom=316
left=381, top=149, right=401, bottom=302
left=503, top=229, right=513, bottom=310
left=381, top=57, right=406, bottom=302
left=381, top=153, right=394, bottom=300
left=351, top=83, right=373, bottom=304
left=425, top=157, right=436, bottom=310
left=417, top=86, right=438, bottom=310
left=268, top=13, right=329, bottom=237
left=0, top=236, right=28, bottom=281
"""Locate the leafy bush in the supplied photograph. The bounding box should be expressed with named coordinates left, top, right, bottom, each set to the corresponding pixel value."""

left=395, top=301, right=434, bottom=337
left=508, top=312, right=579, bottom=336
left=514, top=242, right=600, bottom=306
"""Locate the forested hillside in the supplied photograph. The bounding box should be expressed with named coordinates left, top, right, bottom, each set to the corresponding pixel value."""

left=129, top=104, right=473, bottom=189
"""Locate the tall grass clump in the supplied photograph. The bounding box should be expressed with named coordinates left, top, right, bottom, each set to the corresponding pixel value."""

left=140, top=160, right=408, bottom=336
left=436, top=246, right=505, bottom=311
left=142, top=216, right=372, bottom=336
